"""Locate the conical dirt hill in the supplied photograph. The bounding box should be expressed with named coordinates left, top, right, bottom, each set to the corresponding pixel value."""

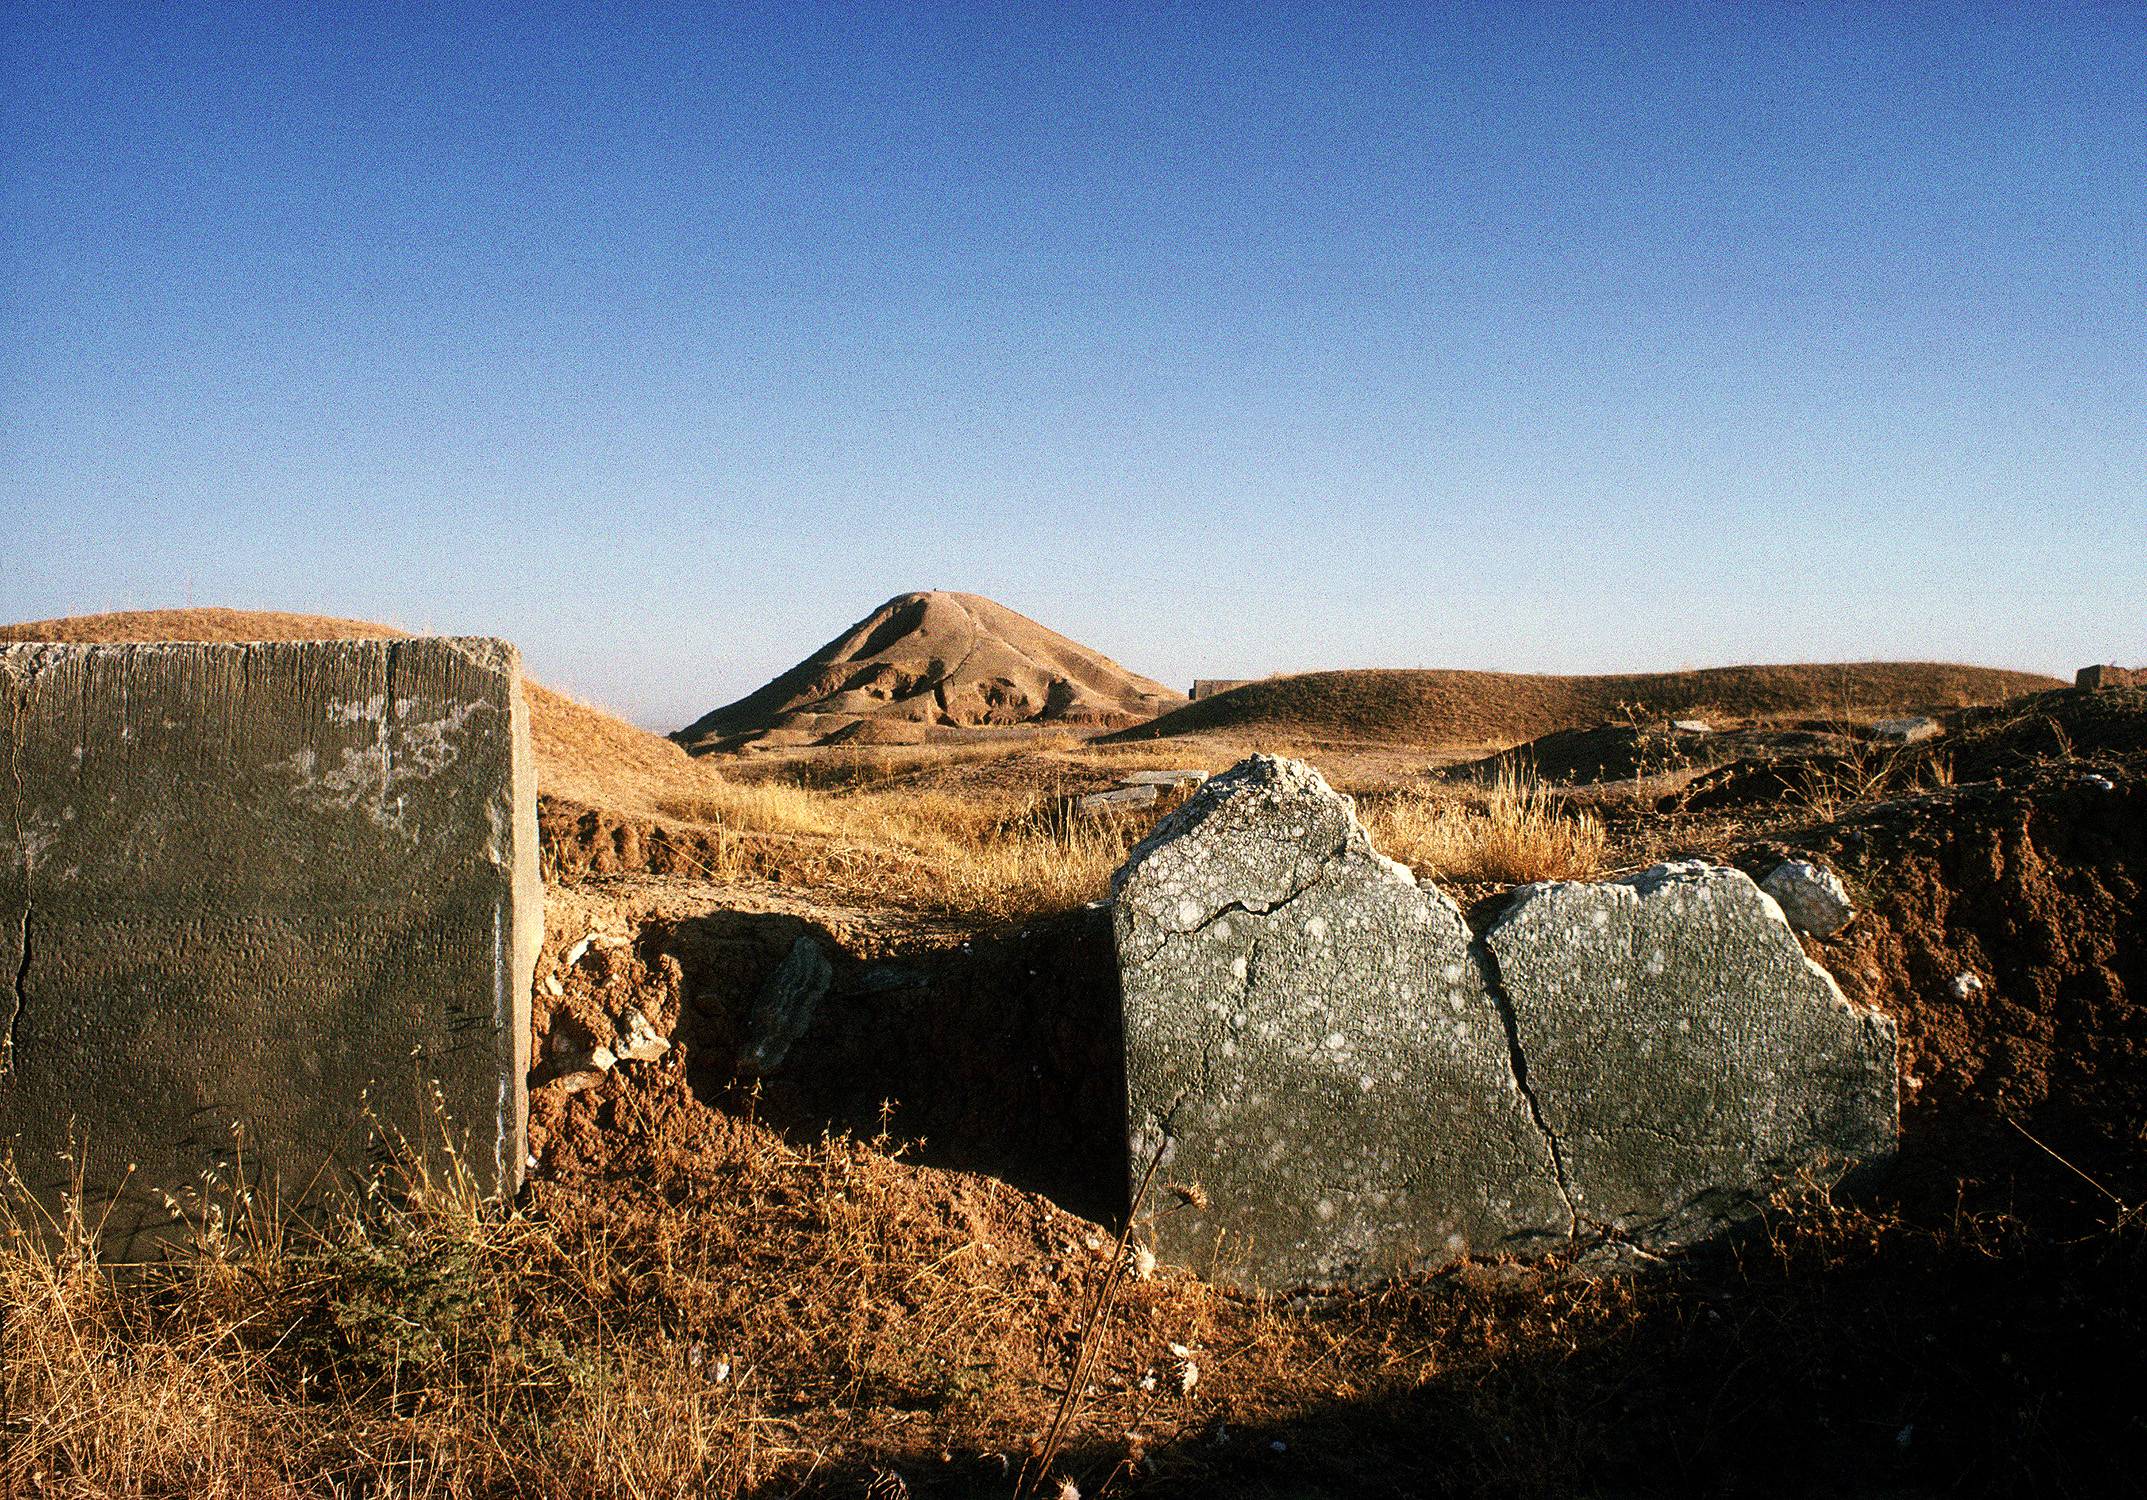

left=672, top=591, right=1186, bottom=754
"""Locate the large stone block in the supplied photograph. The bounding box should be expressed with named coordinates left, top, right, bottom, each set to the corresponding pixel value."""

left=0, top=639, right=540, bottom=1252
left=1485, top=862, right=1898, bottom=1248
left=1111, top=756, right=1898, bottom=1289
left=1111, top=757, right=1567, bottom=1287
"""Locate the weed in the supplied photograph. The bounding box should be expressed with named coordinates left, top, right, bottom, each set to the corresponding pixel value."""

left=1367, top=765, right=1608, bottom=885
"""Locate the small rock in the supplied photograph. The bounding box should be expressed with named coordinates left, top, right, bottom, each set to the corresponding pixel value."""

left=564, top=935, right=595, bottom=967
left=542, top=973, right=564, bottom=997
left=1951, top=972, right=1984, bottom=998
left=2081, top=774, right=2116, bottom=792
left=1080, top=784, right=1160, bottom=812
left=2075, top=664, right=2145, bottom=691
left=737, top=935, right=833, bottom=1076
left=546, top=1068, right=606, bottom=1095
left=1870, top=717, right=1941, bottom=745
left=1671, top=719, right=1714, bottom=734
left=614, top=1008, right=670, bottom=1063
left=1761, top=859, right=1855, bottom=938
left=1119, top=769, right=1209, bottom=787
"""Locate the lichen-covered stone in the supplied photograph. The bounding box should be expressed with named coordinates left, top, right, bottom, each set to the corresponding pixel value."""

left=1486, top=861, right=1897, bottom=1247
left=1111, top=756, right=1567, bottom=1288
left=0, top=639, right=540, bottom=1255
left=1761, top=858, right=1856, bottom=938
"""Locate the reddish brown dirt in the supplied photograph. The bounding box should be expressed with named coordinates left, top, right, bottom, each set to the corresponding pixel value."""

left=514, top=687, right=2147, bottom=1494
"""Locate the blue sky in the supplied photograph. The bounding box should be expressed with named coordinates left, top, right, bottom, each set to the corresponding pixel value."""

left=4, top=3, right=2142, bottom=729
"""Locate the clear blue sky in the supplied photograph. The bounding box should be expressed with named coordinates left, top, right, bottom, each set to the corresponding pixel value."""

left=4, top=3, right=2142, bottom=729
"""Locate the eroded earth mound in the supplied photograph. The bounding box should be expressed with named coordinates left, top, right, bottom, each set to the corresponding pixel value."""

left=671, top=591, right=1185, bottom=753
left=1107, top=661, right=2061, bottom=751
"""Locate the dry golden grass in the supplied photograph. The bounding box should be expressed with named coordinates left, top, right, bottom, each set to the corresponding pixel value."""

left=648, top=776, right=1144, bottom=918
left=8, top=1104, right=2130, bottom=1497
left=1364, top=765, right=1609, bottom=885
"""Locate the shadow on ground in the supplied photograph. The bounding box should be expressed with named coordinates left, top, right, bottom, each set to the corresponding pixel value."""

left=660, top=904, right=1130, bottom=1224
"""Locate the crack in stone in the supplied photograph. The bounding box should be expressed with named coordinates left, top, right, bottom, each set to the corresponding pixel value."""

left=380, top=641, right=400, bottom=821
left=1477, top=941, right=1581, bottom=1239
left=3, top=651, right=38, bottom=1075
left=1124, top=837, right=1351, bottom=969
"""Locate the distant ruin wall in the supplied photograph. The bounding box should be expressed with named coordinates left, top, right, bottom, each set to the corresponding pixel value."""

left=1111, top=756, right=1897, bottom=1289
left=0, top=639, right=541, bottom=1253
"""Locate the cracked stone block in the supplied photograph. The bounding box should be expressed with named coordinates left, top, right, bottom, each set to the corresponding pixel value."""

left=0, top=640, right=541, bottom=1254
left=1486, top=862, right=1897, bottom=1248
left=1111, top=756, right=1567, bottom=1288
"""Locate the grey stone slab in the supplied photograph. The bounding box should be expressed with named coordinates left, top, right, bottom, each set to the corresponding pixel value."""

left=0, top=640, right=540, bottom=1253
left=1080, top=784, right=1159, bottom=812
left=736, top=934, right=833, bottom=1076
left=1118, top=769, right=1209, bottom=787
left=1870, top=716, right=1941, bottom=744
left=1111, top=756, right=1567, bottom=1288
left=1485, top=862, right=1897, bottom=1247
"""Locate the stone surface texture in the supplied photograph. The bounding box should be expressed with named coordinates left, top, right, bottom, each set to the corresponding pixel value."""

left=0, top=639, right=540, bottom=1253
left=1112, top=756, right=1898, bottom=1289
left=1487, top=862, right=1898, bottom=1249
left=1871, top=716, right=1941, bottom=744
left=2076, top=664, right=2145, bottom=691
left=736, top=934, right=833, bottom=1075
left=1761, top=858, right=1857, bottom=938
left=1111, top=756, right=1568, bottom=1287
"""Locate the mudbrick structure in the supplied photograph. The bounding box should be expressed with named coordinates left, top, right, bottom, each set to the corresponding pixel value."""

left=0, top=639, right=541, bottom=1253
left=1113, top=756, right=1898, bottom=1288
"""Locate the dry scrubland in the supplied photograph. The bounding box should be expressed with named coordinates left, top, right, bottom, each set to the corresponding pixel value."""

left=4, top=608, right=2139, bottom=1496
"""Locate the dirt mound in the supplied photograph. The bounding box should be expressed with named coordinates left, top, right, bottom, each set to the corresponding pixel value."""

left=672, top=591, right=1184, bottom=754
left=1106, top=661, right=2060, bottom=751
left=0, top=606, right=710, bottom=815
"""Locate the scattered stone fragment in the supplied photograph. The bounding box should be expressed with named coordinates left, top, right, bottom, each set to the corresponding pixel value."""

left=1486, top=861, right=1898, bottom=1248
left=1119, top=769, right=1210, bottom=787
left=614, top=1007, right=670, bottom=1063
left=1951, top=972, right=1984, bottom=998
left=547, top=1042, right=616, bottom=1077
left=2081, top=773, right=2116, bottom=792
left=543, top=973, right=564, bottom=997
left=565, top=935, right=595, bottom=967
left=1112, top=756, right=1568, bottom=1288
left=737, top=935, right=833, bottom=1076
left=1761, top=859, right=1856, bottom=938
left=1671, top=719, right=1714, bottom=734
left=1080, top=784, right=1160, bottom=812
left=1870, top=716, right=1941, bottom=744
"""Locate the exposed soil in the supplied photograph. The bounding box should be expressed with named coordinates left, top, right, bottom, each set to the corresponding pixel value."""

left=511, top=684, right=2146, bottom=1494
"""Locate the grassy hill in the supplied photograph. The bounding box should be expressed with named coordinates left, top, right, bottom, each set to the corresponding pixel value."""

left=1104, top=661, right=2063, bottom=751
